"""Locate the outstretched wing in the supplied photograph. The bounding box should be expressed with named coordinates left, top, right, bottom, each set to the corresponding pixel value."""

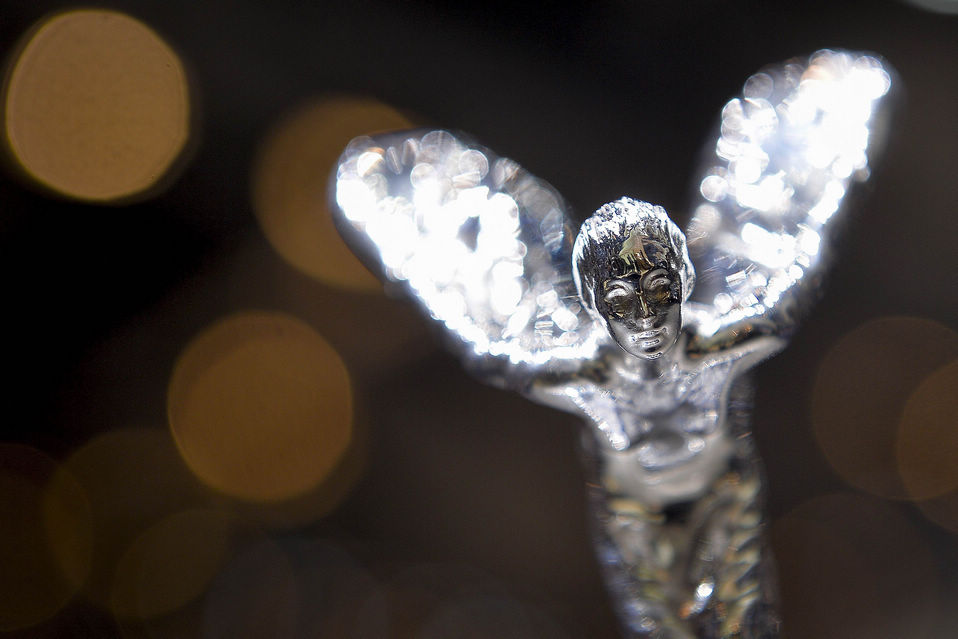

left=333, top=129, right=604, bottom=387
left=684, top=49, right=893, bottom=340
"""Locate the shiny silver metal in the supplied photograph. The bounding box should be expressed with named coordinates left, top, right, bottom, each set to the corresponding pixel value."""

left=332, top=50, right=892, bottom=638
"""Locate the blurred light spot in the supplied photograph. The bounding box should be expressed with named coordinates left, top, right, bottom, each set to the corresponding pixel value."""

left=213, top=407, right=367, bottom=529
left=47, top=428, right=204, bottom=608
left=251, top=96, right=412, bottom=291
left=896, top=360, right=958, bottom=500
left=742, top=72, right=774, bottom=100
left=280, top=539, right=388, bottom=638
left=419, top=595, right=569, bottom=639
left=0, top=444, right=92, bottom=631
left=2, top=9, right=190, bottom=202
left=772, top=493, right=940, bottom=639
left=699, top=174, right=728, bottom=202
left=902, top=0, right=958, bottom=14
left=812, top=317, right=958, bottom=499
left=384, top=563, right=514, bottom=637
left=913, top=490, right=958, bottom=534
left=110, top=509, right=237, bottom=620
left=202, top=540, right=299, bottom=639
left=167, top=311, right=353, bottom=502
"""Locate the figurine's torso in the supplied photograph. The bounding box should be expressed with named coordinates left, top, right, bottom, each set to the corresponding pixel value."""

left=530, top=328, right=783, bottom=506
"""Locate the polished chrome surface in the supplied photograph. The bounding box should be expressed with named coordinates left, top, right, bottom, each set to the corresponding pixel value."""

left=332, top=49, right=891, bottom=638
left=686, top=50, right=891, bottom=341
left=335, top=128, right=602, bottom=383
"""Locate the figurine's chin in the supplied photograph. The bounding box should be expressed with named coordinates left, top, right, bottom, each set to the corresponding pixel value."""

left=621, top=336, right=674, bottom=360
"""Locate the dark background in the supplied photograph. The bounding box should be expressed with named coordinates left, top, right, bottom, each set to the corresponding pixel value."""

left=0, top=1, right=956, bottom=638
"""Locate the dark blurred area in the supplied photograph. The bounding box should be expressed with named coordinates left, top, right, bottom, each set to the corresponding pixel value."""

left=0, top=1, right=955, bottom=637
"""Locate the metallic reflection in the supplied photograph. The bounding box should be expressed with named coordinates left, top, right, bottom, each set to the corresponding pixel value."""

left=688, top=50, right=891, bottom=338
left=336, top=129, right=601, bottom=375
left=2, top=9, right=190, bottom=202
left=252, top=96, right=412, bottom=291
left=333, top=50, right=893, bottom=638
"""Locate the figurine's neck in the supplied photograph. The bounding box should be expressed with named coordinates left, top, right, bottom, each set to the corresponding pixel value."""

left=624, top=355, right=667, bottom=379
left=617, top=338, right=685, bottom=380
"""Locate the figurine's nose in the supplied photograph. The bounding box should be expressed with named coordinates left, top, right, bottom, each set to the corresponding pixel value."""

left=636, top=292, right=653, bottom=319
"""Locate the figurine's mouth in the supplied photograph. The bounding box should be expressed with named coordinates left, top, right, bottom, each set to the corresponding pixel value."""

left=636, top=327, right=662, bottom=339
left=635, top=327, right=669, bottom=352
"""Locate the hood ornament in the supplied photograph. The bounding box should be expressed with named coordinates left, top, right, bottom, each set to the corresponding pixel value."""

left=332, top=50, right=892, bottom=637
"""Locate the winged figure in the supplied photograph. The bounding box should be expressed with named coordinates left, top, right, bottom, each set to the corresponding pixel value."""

left=332, top=50, right=892, bottom=638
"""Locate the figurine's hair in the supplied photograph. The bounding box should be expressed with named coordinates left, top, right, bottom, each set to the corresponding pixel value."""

left=573, top=198, right=695, bottom=318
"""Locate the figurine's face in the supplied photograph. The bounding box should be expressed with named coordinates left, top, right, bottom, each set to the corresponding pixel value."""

left=599, top=264, right=682, bottom=359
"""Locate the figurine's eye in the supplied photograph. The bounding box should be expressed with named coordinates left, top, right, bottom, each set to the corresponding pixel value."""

left=603, top=286, right=633, bottom=317
left=642, top=270, right=673, bottom=303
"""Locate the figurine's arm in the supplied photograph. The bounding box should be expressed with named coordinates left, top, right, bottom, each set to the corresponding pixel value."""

left=684, top=305, right=786, bottom=370
left=524, top=353, right=607, bottom=414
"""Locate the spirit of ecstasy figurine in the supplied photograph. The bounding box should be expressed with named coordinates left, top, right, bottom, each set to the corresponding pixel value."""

left=332, top=50, right=891, bottom=637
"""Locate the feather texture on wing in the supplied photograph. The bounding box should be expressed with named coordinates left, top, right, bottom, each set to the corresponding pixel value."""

left=684, top=50, right=893, bottom=339
left=333, top=129, right=604, bottom=385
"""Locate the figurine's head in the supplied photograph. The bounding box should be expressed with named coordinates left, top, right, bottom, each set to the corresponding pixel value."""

left=573, top=199, right=695, bottom=359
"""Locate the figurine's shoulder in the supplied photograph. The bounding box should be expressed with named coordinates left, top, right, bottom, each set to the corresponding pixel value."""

left=680, top=320, right=785, bottom=372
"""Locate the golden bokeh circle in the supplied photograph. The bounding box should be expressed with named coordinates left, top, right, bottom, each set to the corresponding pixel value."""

left=212, top=407, right=368, bottom=529
left=0, top=444, right=92, bottom=631
left=811, top=317, right=958, bottom=499
left=251, top=96, right=412, bottom=291
left=110, top=509, right=237, bottom=620
left=913, top=490, right=958, bottom=534
left=167, top=311, right=353, bottom=502
left=44, top=427, right=206, bottom=612
left=896, top=360, right=958, bottom=500
left=48, top=428, right=204, bottom=609
left=3, top=9, right=190, bottom=201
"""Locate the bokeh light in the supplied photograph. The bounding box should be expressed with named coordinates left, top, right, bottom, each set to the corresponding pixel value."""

left=913, top=490, right=958, bottom=534
left=896, top=360, right=958, bottom=500
left=772, top=493, right=941, bottom=639
left=212, top=407, right=367, bottom=529
left=2, top=9, right=190, bottom=202
left=901, top=0, right=958, bottom=14
left=167, top=311, right=353, bottom=502
left=419, top=595, right=569, bottom=639
left=811, top=317, right=958, bottom=499
left=201, top=539, right=299, bottom=639
left=47, top=427, right=205, bottom=609
left=0, top=444, right=92, bottom=631
left=383, top=562, right=530, bottom=638
left=278, top=539, right=388, bottom=638
left=109, top=509, right=238, bottom=620
left=251, top=96, right=413, bottom=291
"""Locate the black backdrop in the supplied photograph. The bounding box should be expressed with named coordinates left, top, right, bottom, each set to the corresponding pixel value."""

left=0, top=1, right=956, bottom=638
